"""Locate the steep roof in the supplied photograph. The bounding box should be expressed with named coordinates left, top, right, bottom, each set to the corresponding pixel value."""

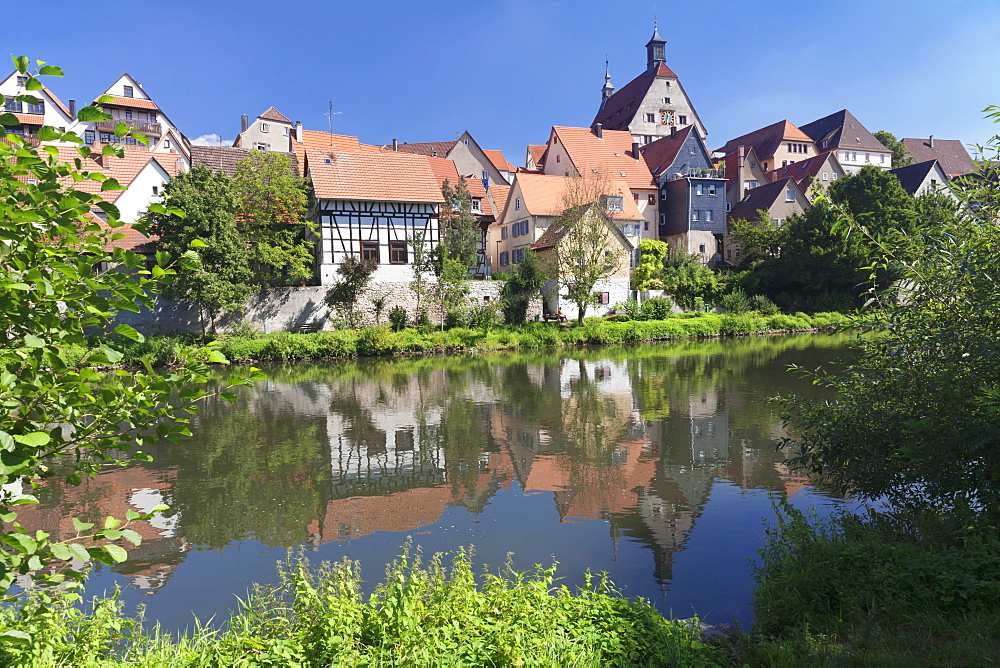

left=552, top=126, right=654, bottom=189
left=530, top=203, right=631, bottom=252
left=91, top=213, right=157, bottom=254
left=901, top=137, right=975, bottom=177
left=190, top=145, right=298, bottom=177
left=592, top=62, right=677, bottom=129
left=766, top=150, right=841, bottom=190
left=716, top=120, right=811, bottom=161
left=728, top=177, right=800, bottom=223
left=511, top=173, right=643, bottom=220
left=526, top=144, right=547, bottom=168
left=798, top=109, right=889, bottom=154
left=890, top=159, right=941, bottom=195
left=482, top=149, right=514, bottom=172
left=258, top=106, right=291, bottom=124
left=392, top=140, right=457, bottom=158
left=721, top=145, right=763, bottom=189
left=52, top=146, right=157, bottom=203
left=291, top=130, right=362, bottom=165
left=488, top=183, right=511, bottom=218
left=640, top=125, right=694, bottom=176
left=101, top=96, right=159, bottom=111
left=307, top=150, right=442, bottom=203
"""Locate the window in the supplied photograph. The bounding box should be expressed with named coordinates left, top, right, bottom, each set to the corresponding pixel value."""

left=26, top=100, right=44, bottom=114
left=726, top=201, right=732, bottom=212
left=663, top=97, right=671, bottom=104
left=389, top=241, right=408, bottom=264
left=695, top=183, right=703, bottom=195
left=152, top=186, right=159, bottom=195
left=644, top=221, right=649, bottom=230
left=123, top=85, right=133, bottom=97
left=99, top=133, right=112, bottom=142
left=832, top=172, right=839, bottom=180
left=678, top=115, right=687, bottom=124
left=521, top=220, right=530, bottom=236
left=851, top=152, right=857, bottom=161
left=361, top=242, right=379, bottom=262
left=124, top=136, right=137, bottom=144
left=255, top=142, right=268, bottom=151
left=665, top=81, right=671, bottom=87
left=471, top=198, right=481, bottom=212
left=698, top=244, right=706, bottom=253
left=261, top=123, right=269, bottom=133
left=648, top=194, right=656, bottom=204
left=4, top=97, right=22, bottom=112
left=692, top=210, right=700, bottom=221
left=84, top=130, right=95, bottom=145
left=501, top=226, right=508, bottom=240
left=26, top=178, right=36, bottom=185
left=164, top=139, right=171, bottom=149
left=785, top=189, right=795, bottom=202
left=512, top=248, right=525, bottom=264
left=633, top=192, right=639, bottom=203
left=602, top=195, right=624, bottom=212
left=744, top=179, right=758, bottom=190
left=880, top=154, right=885, bottom=163
left=463, top=138, right=469, bottom=145
left=865, top=153, right=870, bottom=162
left=727, top=250, right=732, bottom=259
left=555, top=154, right=560, bottom=163
left=645, top=113, right=655, bottom=123
left=930, top=179, right=937, bottom=186
left=125, top=110, right=132, bottom=119
left=15, top=75, right=27, bottom=86
left=822, top=172, right=829, bottom=181
left=705, top=210, right=713, bottom=222
left=149, top=113, right=157, bottom=122
left=599, top=292, right=610, bottom=305
left=708, top=184, right=717, bottom=196
left=515, top=198, right=520, bottom=210
left=750, top=160, right=757, bottom=169
left=499, top=251, right=509, bottom=266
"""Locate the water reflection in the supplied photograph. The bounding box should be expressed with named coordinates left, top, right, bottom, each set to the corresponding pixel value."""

left=19, top=333, right=854, bottom=622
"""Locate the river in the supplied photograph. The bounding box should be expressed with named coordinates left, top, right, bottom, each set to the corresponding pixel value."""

left=20, top=333, right=857, bottom=631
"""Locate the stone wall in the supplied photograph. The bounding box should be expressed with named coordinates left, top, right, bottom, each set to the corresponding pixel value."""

left=115, top=281, right=543, bottom=335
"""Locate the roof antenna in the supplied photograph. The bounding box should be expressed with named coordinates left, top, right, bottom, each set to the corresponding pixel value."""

left=323, top=100, right=342, bottom=145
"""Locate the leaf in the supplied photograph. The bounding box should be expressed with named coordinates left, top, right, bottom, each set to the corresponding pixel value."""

left=38, top=65, right=64, bottom=76
left=49, top=542, right=72, bottom=561
left=114, top=121, right=129, bottom=138
left=67, top=543, right=91, bottom=562
left=189, top=239, right=207, bottom=248
left=100, top=529, right=122, bottom=540
left=120, top=529, right=142, bottom=546
left=96, top=201, right=121, bottom=219
left=0, top=630, right=30, bottom=644
left=114, top=323, right=144, bottom=343
left=75, top=105, right=110, bottom=122
left=22, top=334, right=44, bottom=348
left=24, top=77, right=43, bottom=91
left=72, top=518, right=95, bottom=533
left=103, top=516, right=121, bottom=530
left=36, top=126, right=60, bottom=141
left=66, top=473, right=82, bottom=486
left=11, top=55, right=29, bottom=74
left=0, top=113, right=18, bottom=126
left=13, top=432, right=50, bottom=447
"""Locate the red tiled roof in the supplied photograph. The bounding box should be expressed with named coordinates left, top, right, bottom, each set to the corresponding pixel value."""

left=425, top=155, right=460, bottom=189
left=92, top=213, right=158, bottom=253
left=766, top=150, right=840, bottom=189
left=102, top=96, right=159, bottom=111
left=511, top=172, right=643, bottom=220
left=258, top=106, right=291, bottom=124
left=799, top=109, right=889, bottom=154
left=728, top=177, right=800, bottom=223
left=291, top=130, right=362, bottom=165
left=526, top=144, right=547, bottom=168
left=307, top=150, right=443, bottom=203
left=488, top=183, right=510, bottom=218
left=552, top=126, right=655, bottom=190
left=482, top=149, right=513, bottom=172
left=592, top=62, right=677, bottom=130
left=52, top=146, right=158, bottom=202
left=42, top=85, right=72, bottom=117
left=716, top=120, right=812, bottom=161
left=640, top=125, right=694, bottom=175
left=901, top=137, right=975, bottom=177
left=392, top=141, right=457, bottom=158
left=10, top=113, right=44, bottom=125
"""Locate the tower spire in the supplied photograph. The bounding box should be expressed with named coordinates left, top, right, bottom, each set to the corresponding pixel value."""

left=599, top=56, right=615, bottom=111
left=646, top=21, right=666, bottom=72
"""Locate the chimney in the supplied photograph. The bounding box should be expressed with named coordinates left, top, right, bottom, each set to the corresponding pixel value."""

left=670, top=125, right=677, bottom=138
left=593, top=123, right=603, bottom=139
left=240, top=114, right=248, bottom=133
left=392, top=139, right=398, bottom=151
left=929, top=135, right=934, bottom=148
left=68, top=99, right=76, bottom=117
left=632, top=141, right=640, bottom=160
left=295, top=120, right=303, bottom=144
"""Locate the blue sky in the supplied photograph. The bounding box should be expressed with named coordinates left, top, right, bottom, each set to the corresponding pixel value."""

left=11, top=0, right=1000, bottom=163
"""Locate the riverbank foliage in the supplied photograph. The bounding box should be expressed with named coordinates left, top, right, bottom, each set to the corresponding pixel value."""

left=0, top=547, right=723, bottom=666
left=83, top=311, right=848, bottom=366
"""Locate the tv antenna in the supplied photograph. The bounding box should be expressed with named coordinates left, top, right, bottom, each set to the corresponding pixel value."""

left=324, top=100, right=342, bottom=142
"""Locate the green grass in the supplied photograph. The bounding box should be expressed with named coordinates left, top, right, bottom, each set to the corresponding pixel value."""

left=86, top=311, right=849, bottom=366
left=0, top=545, right=724, bottom=666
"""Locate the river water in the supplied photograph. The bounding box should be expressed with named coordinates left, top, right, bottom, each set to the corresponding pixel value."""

left=22, top=334, right=857, bottom=630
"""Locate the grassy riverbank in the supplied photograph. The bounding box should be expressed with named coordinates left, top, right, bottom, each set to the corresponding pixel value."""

left=74, top=311, right=850, bottom=367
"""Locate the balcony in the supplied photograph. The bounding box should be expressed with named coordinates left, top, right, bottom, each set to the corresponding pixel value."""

left=662, top=167, right=725, bottom=181
left=95, top=119, right=162, bottom=136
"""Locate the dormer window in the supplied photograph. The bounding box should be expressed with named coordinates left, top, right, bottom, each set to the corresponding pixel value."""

left=601, top=195, right=623, bottom=212
left=123, top=85, right=133, bottom=98
left=261, top=123, right=269, bottom=133
left=471, top=198, right=481, bottom=212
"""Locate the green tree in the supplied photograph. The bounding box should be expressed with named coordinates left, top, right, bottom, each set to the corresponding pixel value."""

left=659, top=250, right=721, bottom=310
left=231, top=151, right=315, bottom=286
left=432, top=251, right=470, bottom=330
left=0, top=57, right=258, bottom=615
left=325, top=255, right=377, bottom=328
left=874, top=130, right=914, bottom=169
left=828, top=164, right=916, bottom=239
left=632, top=239, right=667, bottom=289
left=781, top=112, right=1000, bottom=522
left=408, top=231, right=435, bottom=323
left=728, top=210, right=784, bottom=271
left=500, top=249, right=546, bottom=325
left=146, top=165, right=255, bottom=335
left=439, top=177, right=480, bottom=269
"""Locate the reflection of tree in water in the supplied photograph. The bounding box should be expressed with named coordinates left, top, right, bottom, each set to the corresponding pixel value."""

left=163, top=393, right=332, bottom=549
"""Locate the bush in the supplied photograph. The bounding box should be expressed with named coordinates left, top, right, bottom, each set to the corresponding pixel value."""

left=721, top=288, right=752, bottom=314
left=639, top=297, right=674, bottom=321
left=750, top=294, right=780, bottom=315
left=388, top=306, right=407, bottom=331
left=468, top=303, right=500, bottom=331
left=356, top=326, right=398, bottom=356
left=444, top=308, right=468, bottom=329
left=414, top=308, right=431, bottom=328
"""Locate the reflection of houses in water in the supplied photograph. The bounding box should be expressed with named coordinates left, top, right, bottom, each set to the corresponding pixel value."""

left=11, top=466, right=187, bottom=592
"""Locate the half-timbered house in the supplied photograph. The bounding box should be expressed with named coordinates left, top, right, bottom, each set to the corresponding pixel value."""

left=306, top=149, right=443, bottom=285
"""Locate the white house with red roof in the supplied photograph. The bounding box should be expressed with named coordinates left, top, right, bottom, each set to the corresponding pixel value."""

left=0, top=70, right=75, bottom=144
left=305, top=148, right=442, bottom=284
left=234, top=106, right=296, bottom=153
left=592, top=25, right=708, bottom=145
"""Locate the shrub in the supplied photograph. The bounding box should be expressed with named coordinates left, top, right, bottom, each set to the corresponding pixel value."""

left=750, top=294, right=780, bottom=315
left=356, top=326, right=397, bottom=356
left=414, top=308, right=431, bottom=328
left=444, top=308, right=468, bottom=329
left=721, top=288, right=752, bottom=314
left=468, top=303, right=500, bottom=331
left=639, top=297, right=674, bottom=321
left=388, top=306, right=408, bottom=332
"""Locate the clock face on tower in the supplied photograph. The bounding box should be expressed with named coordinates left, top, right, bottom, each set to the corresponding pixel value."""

left=659, top=110, right=674, bottom=126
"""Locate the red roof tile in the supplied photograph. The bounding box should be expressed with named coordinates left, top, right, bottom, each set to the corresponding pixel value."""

left=640, top=125, right=694, bottom=175
left=10, top=113, right=44, bottom=125
left=526, top=144, right=547, bottom=168
left=512, top=173, right=643, bottom=220
left=488, top=184, right=510, bottom=218
left=52, top=146, right=159, bottom=202
left=482, top=149, right=513, bottom=172
left=307, top=150, right=443, bottom=203
left=291, top=130, right=362, bottom=165
left=258, top=106, right=291, bottom=124
left=716, top=120, right=812, bottom=161
left=766, top=150, right=841, bottom=189
left=392, top=141, right=457, bottom=158
left=552, top=126, right=655, bottom=190
left=592, top=62, right=677, bottom=131
left=102, top=96, right=159, bottom=111
left=901, top=137, right=975, bottom=177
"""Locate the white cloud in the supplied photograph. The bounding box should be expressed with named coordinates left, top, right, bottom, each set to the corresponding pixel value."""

left=191, top=133, right=223, bottom=146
